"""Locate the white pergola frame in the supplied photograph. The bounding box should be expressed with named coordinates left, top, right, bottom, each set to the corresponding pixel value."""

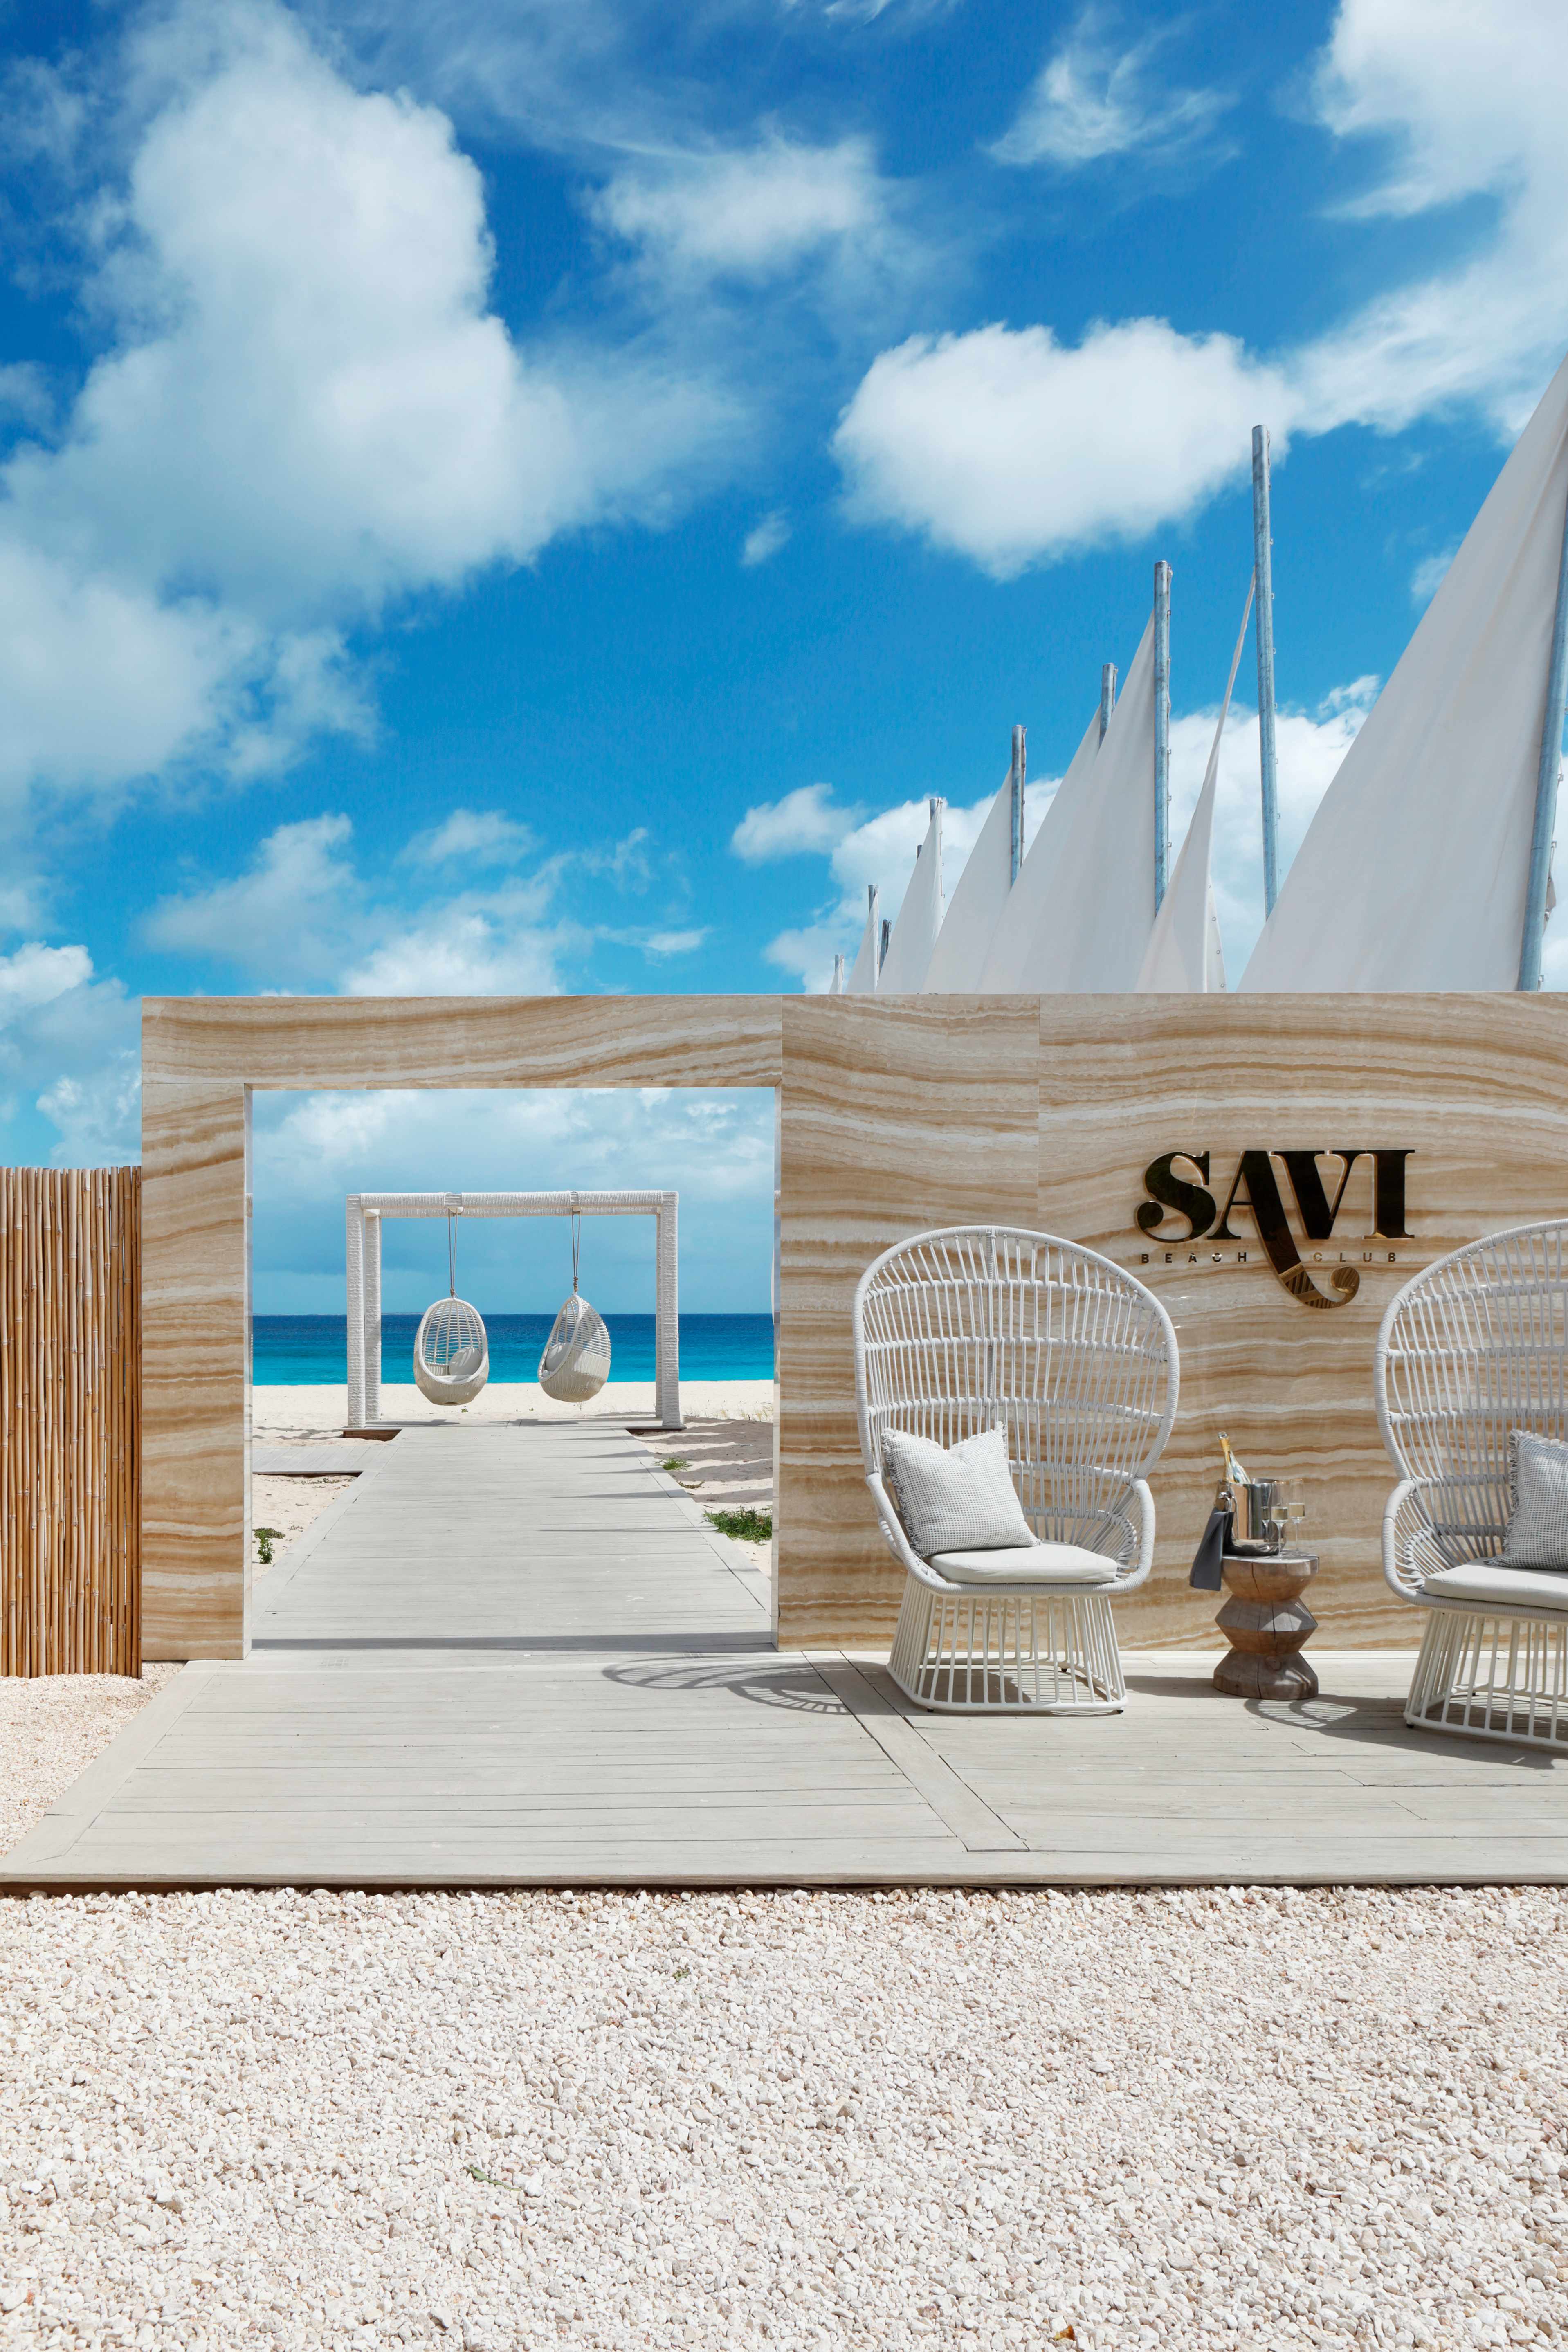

left=346, top=1189, right=680, bottom=1431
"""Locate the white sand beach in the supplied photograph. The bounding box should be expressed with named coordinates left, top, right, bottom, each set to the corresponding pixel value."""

left=252, top=1379, right=773, bottom=1440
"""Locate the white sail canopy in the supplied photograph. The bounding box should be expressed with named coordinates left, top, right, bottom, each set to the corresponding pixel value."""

left=1242, top=347, right=1568, bottom=992
left=977, top=710, right=1101, bottom=991
left=1136, top=735, right=1224, bottom=994
left=1204, top=884, right=1227, bottom=991
left=1137, top=581, right=1252, bottom=994
left=921, top=770, right=1013, bottom=991
left=847, top=884, right=881, bottom=992
left=879, top=800, right=945, bottom=991
left=982, top=623, right=1158, bottom=992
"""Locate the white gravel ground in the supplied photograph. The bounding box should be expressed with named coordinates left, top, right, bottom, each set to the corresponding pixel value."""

left=2, top=1882, right=1565, bottom=2350
left=0, top=1674, right=181, bottom=1860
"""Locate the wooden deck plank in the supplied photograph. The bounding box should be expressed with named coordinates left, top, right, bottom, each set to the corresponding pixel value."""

left=7, top=1427, right=1568, bottom=1891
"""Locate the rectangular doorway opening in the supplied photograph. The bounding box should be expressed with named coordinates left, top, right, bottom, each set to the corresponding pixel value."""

left=245, top=1084, right=778, bottom=1654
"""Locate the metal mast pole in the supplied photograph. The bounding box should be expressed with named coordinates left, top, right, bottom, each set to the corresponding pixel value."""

left=1153, top=560, right=1172, bottom=911
left=1009, top=725, right=1026, bottom=882
left=1099, top=663, right=1117, bottom=743
left=1252, top=425, right=1280, bottom=917
left=1518, top=488, right=1568, bottom=989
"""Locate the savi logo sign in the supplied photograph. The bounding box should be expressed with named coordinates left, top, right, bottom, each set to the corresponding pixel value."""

left=1134, top=1150, right=1413, bottom=1310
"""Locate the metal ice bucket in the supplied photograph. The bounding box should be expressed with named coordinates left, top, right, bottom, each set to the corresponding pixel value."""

left=1224, top=1475, right=1289, bottom=1557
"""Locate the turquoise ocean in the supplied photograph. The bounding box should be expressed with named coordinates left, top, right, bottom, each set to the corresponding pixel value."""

left=252, top=1312, right=774, bottom=1386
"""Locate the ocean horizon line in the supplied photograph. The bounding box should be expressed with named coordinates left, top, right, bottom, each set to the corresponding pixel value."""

left=252, top=1309, right=771, bottom=1322
left=252, top=1308, right=774, bottom=1386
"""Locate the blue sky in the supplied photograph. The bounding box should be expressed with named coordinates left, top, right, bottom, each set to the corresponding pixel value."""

left=1, top=0, right=1563, bottom=1308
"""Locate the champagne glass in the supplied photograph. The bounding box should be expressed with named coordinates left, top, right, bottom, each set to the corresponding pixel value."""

left=1277, top=1477, right=1307, bottom=1552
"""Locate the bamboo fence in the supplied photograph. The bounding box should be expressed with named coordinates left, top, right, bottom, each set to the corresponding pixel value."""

left=1, top=1166, right=141, bottom=1676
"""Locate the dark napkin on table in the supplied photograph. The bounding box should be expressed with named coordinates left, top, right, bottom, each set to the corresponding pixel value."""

left=1188, top=1505, right=1233, bottom=1592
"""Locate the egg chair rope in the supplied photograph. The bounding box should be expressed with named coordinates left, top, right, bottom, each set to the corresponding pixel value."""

left=538, top=1197, right=613, bottom=1404
left=413, top=1207, right=490, bottom=1407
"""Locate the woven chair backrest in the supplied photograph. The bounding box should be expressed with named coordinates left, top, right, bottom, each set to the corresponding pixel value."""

left=538, top=1291, right=613, bottom=1404
left=413, top=1295, right=489, bottom=1405
left=1377, top=1218, right=1568, bottom=1488
left=419, top=1296, right=486, bottom=1377
left=854, top=1226, right=1177, bottom=1540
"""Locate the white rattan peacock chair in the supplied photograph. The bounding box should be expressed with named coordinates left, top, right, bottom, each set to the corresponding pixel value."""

left=1377, top=1218, right=1568, bottom=1749
left=854, top=1226, right=1179, bottom=1713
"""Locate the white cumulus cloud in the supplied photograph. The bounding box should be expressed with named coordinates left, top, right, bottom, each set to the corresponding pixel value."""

left=826, top=785, right=1031, bottom=930
left=250, top=1080, right=776, bottom=1314
left=10, top=0, right=724, bottom=620
left=762, top=778, right=1036, bottom=985
left=731, top=782, right=861, bottom=862
left=0, top=940, right=94, bottom=1022
left=343, top=904, right=573, bottom=997
left=0, top=0, right=729, bottom=828
left=838, top=2, right=1568, bottom=576
left=764, top=924, right=848, bottom=991
left=135, top=809, right=705, bottom=998
left=1296, top=0, right=1568, bottom=435
left=0, top=943, right=140, bottom=1166
left=36, top=1057, right=143, bottom=1167
left=0, top=539, right=261, bottom=821
left=144, top=814, right=362, bottom=984
left=834, top=319, right=1291, bottom=577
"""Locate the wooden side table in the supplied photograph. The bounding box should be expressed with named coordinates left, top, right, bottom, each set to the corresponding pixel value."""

left=1213, top=1552, right=1319, bottom=1700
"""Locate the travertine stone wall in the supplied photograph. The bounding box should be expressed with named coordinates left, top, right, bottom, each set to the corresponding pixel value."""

left=776, top=997, right=1041, bottom=1647
left=1032, top=994, right=1568, bottom=1650
left=141, top=1082, right=249, bottom=1660
left=141, top=992, right=1568, bottom=1659
left=140, top=998, right=780, bottom=1658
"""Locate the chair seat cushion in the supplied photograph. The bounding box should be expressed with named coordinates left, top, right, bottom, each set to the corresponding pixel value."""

left=879, top=1424, right=1036, bottom=1557
left=1498, top=1429, right=1568, bottom=1569
left=928, top=1542, right=1118, bottom=1587
left=1424, top=1560, right=1568, bottom=1612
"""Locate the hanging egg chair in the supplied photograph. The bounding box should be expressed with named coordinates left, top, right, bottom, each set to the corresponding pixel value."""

left=538, top=1201, right=612, bottom=1404
left=413, top=1209, right=490, bottom=1406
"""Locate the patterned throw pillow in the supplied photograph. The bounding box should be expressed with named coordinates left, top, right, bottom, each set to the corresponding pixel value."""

left=878, top=1425, right=1035, bottom=1559
left=1497, top=1429, right=1568, bottom=1571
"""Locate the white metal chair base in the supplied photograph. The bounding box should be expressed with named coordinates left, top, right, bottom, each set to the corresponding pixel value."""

left=888, top=1577, right=1126, bottom=1714
left=1405, top=1605, right=1568, bottom=1750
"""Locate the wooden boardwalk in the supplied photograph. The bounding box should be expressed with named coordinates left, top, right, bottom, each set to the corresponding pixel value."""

left=6, top=1424, right=1568, bottom=1889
